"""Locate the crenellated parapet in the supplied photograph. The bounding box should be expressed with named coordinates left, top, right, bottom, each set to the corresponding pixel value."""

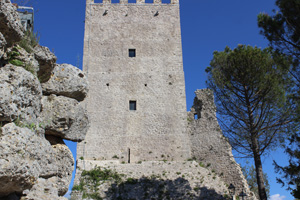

left=88, top=0, right=179, bottom=5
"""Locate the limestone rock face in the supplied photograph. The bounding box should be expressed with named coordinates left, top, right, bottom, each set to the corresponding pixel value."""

left=0, top=1, right=89, bottom=198
left=4, top=45, right=40, bottom=76
left=0, top=32, right=6, bottom=59
left=0, top=123, right=50, bottom=196
left=42, top=64, right=88, bottom=101
left=0, top=64, right=42, bottom=124
left=21, top=178, right=68, bottom=200
left=40, top=95, right=89, bottom=142
left=0, top=0, right=24, bottom=46
left=46, top=136, right=74, bottom=196
left=0, top=123, right=75, bottom=199
left=33, top=45, right=57, bottom=83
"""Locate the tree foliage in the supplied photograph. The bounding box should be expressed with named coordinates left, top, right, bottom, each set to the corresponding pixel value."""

left=206, top=45, right=292, bottom=200
left=258, top=0, right=300, bottom=198
left=242, top=163, right=270, bottom=199
left=258, top=0, right=300, bottom=85
left=274, top=134, right=300, bottom=198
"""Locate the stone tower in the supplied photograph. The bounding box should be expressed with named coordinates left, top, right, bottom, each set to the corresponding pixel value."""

left=77, top=0, right=190, bottom=163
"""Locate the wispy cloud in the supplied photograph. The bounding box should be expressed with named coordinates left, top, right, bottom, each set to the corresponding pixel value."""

left=270, top=194, right=286, bottom=200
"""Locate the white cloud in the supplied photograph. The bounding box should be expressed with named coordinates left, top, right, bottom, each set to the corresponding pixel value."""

left=64, top=190, right=71, bottom=199
left=270, top=194, right=286, bottom=200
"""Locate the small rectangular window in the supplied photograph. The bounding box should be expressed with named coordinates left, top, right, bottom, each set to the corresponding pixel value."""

left=129, top=101, right=137, bottom=110
left=129, top=49, right=136, bottom=57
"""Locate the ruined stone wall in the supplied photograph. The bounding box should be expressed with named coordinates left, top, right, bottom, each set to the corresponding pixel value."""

left=78, top=0, right=191, bottom=163
left=187, top=89, right=256, bottom=199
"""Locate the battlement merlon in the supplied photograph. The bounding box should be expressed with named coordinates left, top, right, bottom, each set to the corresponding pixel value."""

left=86, top=0, right=179, bottom=5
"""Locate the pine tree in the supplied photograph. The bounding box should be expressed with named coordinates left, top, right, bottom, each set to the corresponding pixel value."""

left=258, top=1, right=300, bottom=197
left=206, top=45, right=292, bottom=200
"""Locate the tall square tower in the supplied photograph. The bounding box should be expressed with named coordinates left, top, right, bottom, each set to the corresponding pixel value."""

left=78, top=0, right=190, bottom=163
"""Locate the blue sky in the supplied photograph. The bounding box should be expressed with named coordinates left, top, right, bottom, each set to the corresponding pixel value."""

left=28, top=0, right=292, bottom=199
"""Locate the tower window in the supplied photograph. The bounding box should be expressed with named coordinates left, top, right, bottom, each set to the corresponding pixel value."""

left=129, top=101, right=137, bottom=110
left=129, top=49, right=136, bottom=57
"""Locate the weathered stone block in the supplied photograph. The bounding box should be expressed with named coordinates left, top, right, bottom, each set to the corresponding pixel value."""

left=42, top=63, right=88, bottom=101
left=171, top=0, right=179, bottom=4
left=154, top=0, right=161, bottom=4
left=0, top=0, right=24, bottom=46
left=0, top=64, right=42, bottom=124
left=40, top=95, right=89, bottom=142
left=21, top=177, right=68, bottom=200
left=136, top=0, right=144, bottom=4
left=0, top=32, right=6, bottom=59
left=33, top=45, right=57, bottom=83
left=0, top=123, right=54, bottom=196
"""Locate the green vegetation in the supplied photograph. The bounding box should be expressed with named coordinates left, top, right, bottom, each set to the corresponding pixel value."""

left=206, top=45, right=292, bottom=200
left=112, top=155, right=119, bottom=159
left=242, top=163, right=270, bottom=199
left=24, top=63, right=35, bottom=75
left=258, top=0, right=300, bottom=198
left=9, top=59, right=23, bottom=66
left=72, top=167, right=124, bottom=200
left=13, top=117, right=40, bottom=132
left=18, top=30, right=39, bottom=53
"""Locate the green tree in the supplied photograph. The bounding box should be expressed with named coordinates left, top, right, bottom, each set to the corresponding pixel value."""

left=274, top=134, right=300, bottom=198
left=242, top=163, right=270, bottom=199
left=258, top=0, right=300, bottom=85
left=206, top=45, right=292, bottom=200
left=258, top=1, right=300, bottom=197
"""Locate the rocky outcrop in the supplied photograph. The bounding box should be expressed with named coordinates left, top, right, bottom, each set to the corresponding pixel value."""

left=42, top=63, right=88, bottom=101
left=33, top=45, right=57, bottom=83
left=40, top=95, right=89, bottom=142
left=5, top=45, right=40, bottom=76
left=0, top=123, right=50, bottom=196
left=0, top=0, right=89, bottom=199
left=188, top=89, right=256, bottom=200
left=0, top=64, right=42, bottom=124
left=21, top=178, right=68, bottom=200
left=0, top=0, right=24, bottom=46
left=0, top=32, right=6, bottom=59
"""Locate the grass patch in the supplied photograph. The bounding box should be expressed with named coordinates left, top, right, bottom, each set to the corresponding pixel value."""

left=9, top=59, right=23, bottom=66
left=18, top=30, right=39, bottom=53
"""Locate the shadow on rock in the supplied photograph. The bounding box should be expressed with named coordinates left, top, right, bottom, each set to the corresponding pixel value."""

left=106, top=177, right=226, bottom=200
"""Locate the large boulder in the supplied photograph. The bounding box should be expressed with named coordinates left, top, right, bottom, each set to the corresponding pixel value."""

left=33, top=45, right=57, bottom=83
left=4, top=45, right=40, bottom=76
left=0, top=0, right=24, bottom=46
left=21, top=177, right=68, bottom=200
left=0, top=64, right=42, bottom=124
left=0, top=123, right=54, bottom=196
left=40, top=95, right=89, bottom=142
left=0, top=123, right=75, bottom=198
left=46, top=136, right=74, bottom=196
left=42, top=63, right=89, bottom=101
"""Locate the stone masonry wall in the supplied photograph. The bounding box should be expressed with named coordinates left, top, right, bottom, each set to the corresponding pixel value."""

left=78, top=0, right=191, bottom=163
left=187, top=89, right=256, bottom=199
